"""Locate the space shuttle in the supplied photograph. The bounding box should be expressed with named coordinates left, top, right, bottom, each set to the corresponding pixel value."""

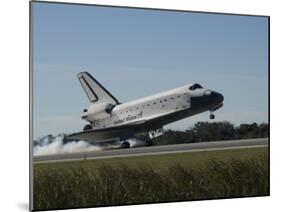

left=68, top=72, right=224, bottom=147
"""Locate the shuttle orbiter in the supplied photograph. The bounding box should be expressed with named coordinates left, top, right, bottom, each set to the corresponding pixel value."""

left=68, top=72, right=224, bottom=147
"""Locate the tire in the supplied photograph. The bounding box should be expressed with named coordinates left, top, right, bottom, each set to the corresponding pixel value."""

left=210, top=114, right=215, bottom=119
left=121, top=141, right=130, bottom=148
left=83, top=124, right=93, bottom=131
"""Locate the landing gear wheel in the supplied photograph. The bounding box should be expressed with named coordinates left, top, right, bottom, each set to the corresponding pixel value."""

left=121, top=141, right=130, bottom=148
left=145, top=140, right=153, bottom=146
left=209, top=114, right=215, bottom=120
left=83, top=124, right=93, bottom=131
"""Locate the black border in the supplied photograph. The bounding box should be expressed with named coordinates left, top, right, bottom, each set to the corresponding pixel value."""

left=29, top=1, right=33, bottom=211
left=33, top=194, right=269, bottom=212
left=30, top=1, right=270, bottom=211
left=32, top=0, right=269, bottom=17
left=267, top=16, right=270, bottom=195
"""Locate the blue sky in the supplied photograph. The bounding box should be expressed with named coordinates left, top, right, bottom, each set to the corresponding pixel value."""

left=32, top=2, right=268, bottom=138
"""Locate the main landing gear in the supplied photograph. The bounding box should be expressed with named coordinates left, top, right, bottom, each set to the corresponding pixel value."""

left=121, top=141, right=130, bottom=148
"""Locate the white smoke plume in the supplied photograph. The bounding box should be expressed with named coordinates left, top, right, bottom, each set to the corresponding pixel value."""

left=33, top=134, right=103, bottom=156
left=127, top=138, right=145, bottom=147
left=33, top=134, right=147, bottom=156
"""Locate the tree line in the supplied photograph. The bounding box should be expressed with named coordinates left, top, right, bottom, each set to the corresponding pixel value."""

left=154, top=122, right=269, bottom=145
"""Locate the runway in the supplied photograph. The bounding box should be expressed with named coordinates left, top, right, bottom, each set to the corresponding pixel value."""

left=33, top=138, right=268, bottom=164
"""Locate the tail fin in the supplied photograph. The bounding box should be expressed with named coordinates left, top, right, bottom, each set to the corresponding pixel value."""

left=77, top=72, right=120, bottom=104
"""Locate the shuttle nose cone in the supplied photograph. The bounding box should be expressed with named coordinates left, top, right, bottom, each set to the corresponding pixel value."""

left=210, top=91, right=224, bottom=103
left=190, top=90, right=224, bottom=109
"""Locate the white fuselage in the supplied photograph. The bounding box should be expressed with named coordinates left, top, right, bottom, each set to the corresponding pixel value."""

left=83, top=84, right=215, bottom=130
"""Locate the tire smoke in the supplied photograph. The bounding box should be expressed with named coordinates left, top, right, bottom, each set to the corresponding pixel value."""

left=33, top=134, right=102, bottom=156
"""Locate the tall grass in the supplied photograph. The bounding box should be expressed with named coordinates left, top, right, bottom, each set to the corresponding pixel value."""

left=34, top=155, right=268, bottom=210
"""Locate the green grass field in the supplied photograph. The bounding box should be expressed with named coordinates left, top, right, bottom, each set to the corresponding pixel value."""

left=33, top=147, right=269, bottom=210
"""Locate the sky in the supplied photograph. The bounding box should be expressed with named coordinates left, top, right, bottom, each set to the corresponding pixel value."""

left=32, top=2, right=269, bottom=139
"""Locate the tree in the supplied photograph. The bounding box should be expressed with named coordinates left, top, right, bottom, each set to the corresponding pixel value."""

left=154, top=121, right=268, bottom=146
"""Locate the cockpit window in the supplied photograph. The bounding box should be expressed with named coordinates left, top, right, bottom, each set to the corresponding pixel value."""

left=189, top=83, right=203, bottom=90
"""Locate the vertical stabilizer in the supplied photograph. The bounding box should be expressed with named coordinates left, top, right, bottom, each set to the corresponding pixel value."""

left=77, top=72, right=119, bottom=105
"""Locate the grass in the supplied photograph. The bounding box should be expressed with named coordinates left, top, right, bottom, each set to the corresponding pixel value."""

left=33, top=147, right=268, bottom=210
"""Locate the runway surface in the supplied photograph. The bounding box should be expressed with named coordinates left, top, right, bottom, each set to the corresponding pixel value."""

left=33, top=138, right=268, bottom=164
